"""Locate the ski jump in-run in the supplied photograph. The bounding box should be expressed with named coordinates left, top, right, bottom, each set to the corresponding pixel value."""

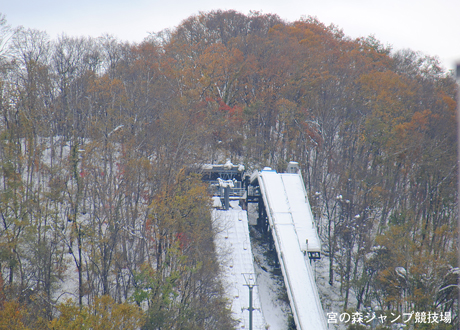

left=205, top=161, right=327, bottom=330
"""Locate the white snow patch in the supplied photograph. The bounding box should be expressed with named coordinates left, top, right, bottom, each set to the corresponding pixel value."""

left=213, top=202, right=267, bottom=330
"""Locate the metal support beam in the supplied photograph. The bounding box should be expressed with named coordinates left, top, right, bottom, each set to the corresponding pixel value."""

left=224, top=186, right=230, bottom=210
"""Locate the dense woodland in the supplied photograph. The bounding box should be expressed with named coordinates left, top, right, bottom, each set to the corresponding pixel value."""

left=0, top=10, right=457, bottom=329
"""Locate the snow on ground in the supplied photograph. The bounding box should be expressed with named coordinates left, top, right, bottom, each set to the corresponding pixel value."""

left=313, top=256, right=348, bottom=330
left=58, top=256, right=83, bottom=303
left=250, top=228, right=291, bottom=330
left=257, top=170, right=328, bottom=329
left=213, top=201, right=267, bottom=330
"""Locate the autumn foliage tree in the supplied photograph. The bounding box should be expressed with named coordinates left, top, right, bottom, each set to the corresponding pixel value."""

left=0, top=9, right=457, bottom=328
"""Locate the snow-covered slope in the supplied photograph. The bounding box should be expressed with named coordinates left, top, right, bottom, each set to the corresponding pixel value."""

left=213, top=202, right=267, bottom=329
left=257, top=170, right=327, bottom=330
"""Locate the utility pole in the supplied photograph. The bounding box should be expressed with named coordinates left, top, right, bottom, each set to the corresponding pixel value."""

left=242, top=273, right=257, bottom=330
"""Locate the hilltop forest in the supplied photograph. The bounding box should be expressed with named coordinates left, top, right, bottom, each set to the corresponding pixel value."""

left=0, top=10, right=457, bottom=329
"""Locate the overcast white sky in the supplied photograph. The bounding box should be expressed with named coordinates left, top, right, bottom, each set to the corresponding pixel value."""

left=2, top=0, right=459, bottom=72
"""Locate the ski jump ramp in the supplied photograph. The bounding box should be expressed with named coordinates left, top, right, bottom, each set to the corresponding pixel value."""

left=254, top=167, right=327, bottom=330
left=208, top=162, right=327, bottom=330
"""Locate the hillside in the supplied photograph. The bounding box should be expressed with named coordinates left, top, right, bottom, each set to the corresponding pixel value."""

left=0, top=10, right=457, bottom=329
